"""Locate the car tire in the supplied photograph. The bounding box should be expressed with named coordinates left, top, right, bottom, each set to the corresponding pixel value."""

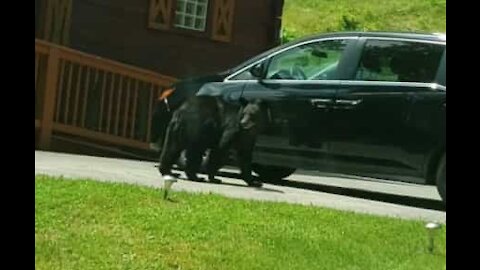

left=436, top=153, right=446, bottom=205
left=252, top=164, right=296, bottom=181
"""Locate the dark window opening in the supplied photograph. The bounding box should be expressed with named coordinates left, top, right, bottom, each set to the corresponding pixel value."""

left=355, top=40, right=445, bottom=83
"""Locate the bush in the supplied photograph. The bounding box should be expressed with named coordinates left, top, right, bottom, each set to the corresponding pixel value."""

left=281, top=27, right=301, bottom=44
left=340, top=14, right=362, bottom=31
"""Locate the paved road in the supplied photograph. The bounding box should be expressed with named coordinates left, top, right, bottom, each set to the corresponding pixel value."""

left=35, top=151, right=446, bottom=223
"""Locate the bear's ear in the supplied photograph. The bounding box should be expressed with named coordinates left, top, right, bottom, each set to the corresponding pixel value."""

left=239, top=97, right=248, bottom=107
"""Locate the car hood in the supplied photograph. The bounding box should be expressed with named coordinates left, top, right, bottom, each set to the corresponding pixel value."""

left=167, top=73, right=228, bottom=106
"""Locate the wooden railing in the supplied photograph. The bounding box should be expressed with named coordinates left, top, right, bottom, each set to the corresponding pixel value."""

left=35, top=39, right=177, bottom=150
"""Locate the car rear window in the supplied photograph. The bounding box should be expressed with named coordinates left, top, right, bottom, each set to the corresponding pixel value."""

left=355, top=39, right=445, bottom=83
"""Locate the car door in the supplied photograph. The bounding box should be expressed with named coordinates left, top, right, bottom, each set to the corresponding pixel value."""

left=224, top=37, right=358, bottom=170
left=326, top=37, right=446, bottom=179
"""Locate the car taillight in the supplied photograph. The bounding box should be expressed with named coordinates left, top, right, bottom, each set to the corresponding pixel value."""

left=158, top=88, right=175, bottom=101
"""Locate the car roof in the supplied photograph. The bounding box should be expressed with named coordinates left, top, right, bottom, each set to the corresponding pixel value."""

left=296, top=31, right=446, bottom=43
left=227, top=31, right=446, bottom=74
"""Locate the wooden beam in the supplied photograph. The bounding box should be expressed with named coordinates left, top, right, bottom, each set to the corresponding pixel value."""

left=35, top=39, right=176, bottom=86
left=39, top=47, right=60, bottom=149
left=52, top=123, right=150, bottom=150
left=52, top=135, right=156, bottom=161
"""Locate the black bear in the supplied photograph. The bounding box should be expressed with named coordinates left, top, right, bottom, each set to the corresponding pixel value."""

left=158, top=96, right=263, bottom=187
left=157, top=96, right=220, bottom=179
left=205, top=98, right=263, bottom=187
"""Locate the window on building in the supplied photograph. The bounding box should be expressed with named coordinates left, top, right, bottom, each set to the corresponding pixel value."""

left=174, top=0, right=209, bottom=31
left=148, top=0, right=235, bottom=42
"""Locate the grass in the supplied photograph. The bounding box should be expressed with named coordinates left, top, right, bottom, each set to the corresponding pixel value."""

left=282, top=0, right=446, bottom=42
left=35, top=175, right=446, bottom=270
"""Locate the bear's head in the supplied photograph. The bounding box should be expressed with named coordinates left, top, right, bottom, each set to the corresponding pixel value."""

left=238, top=98, right=263, bottom=130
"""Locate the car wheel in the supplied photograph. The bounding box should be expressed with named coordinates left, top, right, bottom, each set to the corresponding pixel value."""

left=252, top=164, right=296, bottom=181
left=436, top=153, right=446, bottom=205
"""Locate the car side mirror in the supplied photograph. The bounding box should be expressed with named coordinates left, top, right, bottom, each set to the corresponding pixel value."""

left=250, top=63, right=265, bottom=79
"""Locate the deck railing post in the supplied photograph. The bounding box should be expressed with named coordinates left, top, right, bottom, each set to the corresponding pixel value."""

left=38, top=47, right=60, bottom=149
left=35, top=39, right=177, bottom=152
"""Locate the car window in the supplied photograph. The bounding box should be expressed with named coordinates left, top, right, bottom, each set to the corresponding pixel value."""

left=355, top=40, right=444, bottom=83
left=230, top=68, right=258, bottom=80
left=265, top=39, right=349, bottom=80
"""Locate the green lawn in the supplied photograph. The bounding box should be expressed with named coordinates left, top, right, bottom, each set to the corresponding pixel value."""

left=282, top=0, right=446, bottom=41
left=35, top=176, right=446, bottom=270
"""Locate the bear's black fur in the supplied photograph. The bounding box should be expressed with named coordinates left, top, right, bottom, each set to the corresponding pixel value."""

left=158, top=96, right=263, bottom=187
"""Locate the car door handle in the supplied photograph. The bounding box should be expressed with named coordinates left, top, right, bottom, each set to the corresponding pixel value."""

left=310, top=98, right=333, bottom=108
left=335, top=99, right=363, bottom=106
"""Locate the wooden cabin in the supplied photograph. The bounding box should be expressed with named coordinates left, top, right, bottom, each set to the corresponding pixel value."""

left=35, top=0, right=284, bottom=159
left=36, top=0, right=285, bottom=78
